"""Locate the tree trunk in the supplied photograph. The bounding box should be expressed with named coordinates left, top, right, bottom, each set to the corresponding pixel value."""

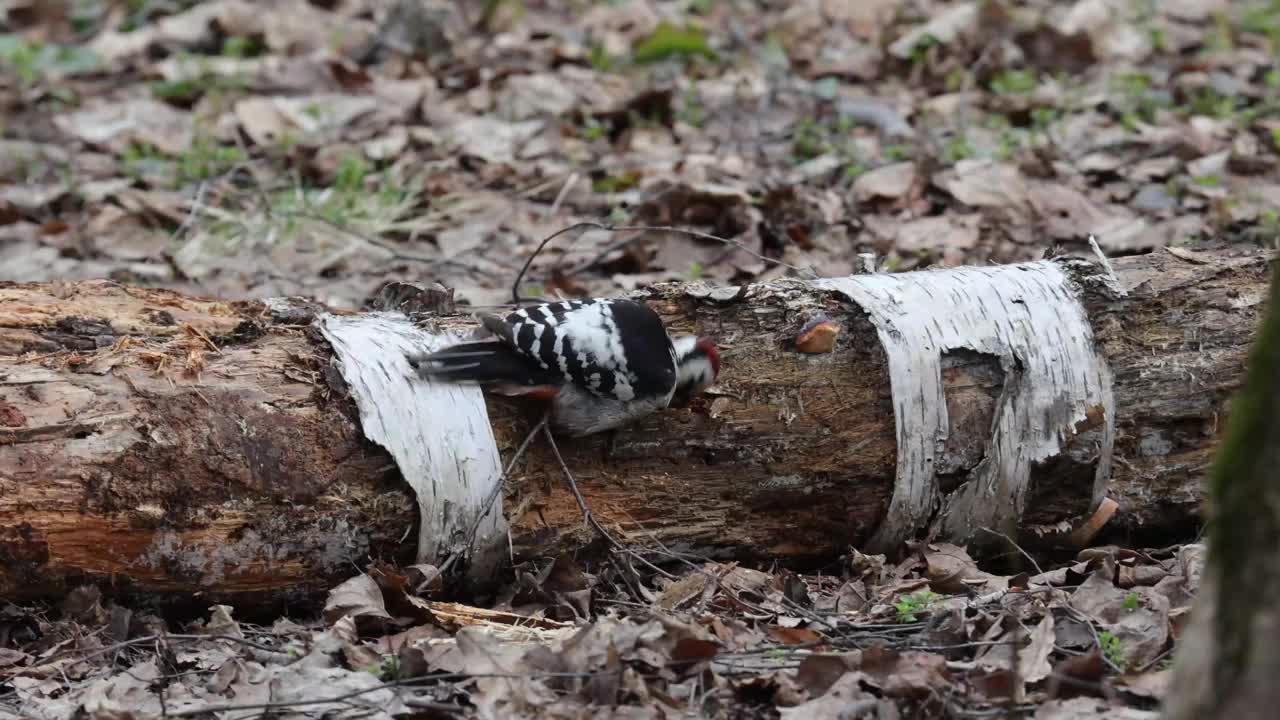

left=1162, top=259, right=1280, bottom=720
left=0, top=245, right=1265, bottom=609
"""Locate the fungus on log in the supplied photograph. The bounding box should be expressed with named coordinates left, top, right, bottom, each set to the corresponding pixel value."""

left=0, top=244, right=1265, bottom=608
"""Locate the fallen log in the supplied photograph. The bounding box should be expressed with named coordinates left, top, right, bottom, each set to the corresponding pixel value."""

left=0, top=244, right=1266, bottom=609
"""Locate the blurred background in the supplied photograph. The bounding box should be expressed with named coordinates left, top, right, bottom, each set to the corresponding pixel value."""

left=1, top=0, right=1277, bottom=309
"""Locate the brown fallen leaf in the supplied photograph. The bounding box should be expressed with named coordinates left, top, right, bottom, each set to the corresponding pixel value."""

left=778, top=672, right=879, bottom=719
left=794, top=653, right=857, bottom=696
left=323, top=574, right=394, bottom=634
left=765, top=626, right=822, bottom=646
left=853, top=162, right=917, bottom=203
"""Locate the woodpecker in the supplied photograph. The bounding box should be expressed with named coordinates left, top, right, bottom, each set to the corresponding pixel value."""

left=409, top=298, right=720, bottom=437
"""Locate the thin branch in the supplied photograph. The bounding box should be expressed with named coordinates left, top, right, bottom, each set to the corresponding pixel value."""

left=15, top=633, right=290, bottom=677
left=978, top=527, right=1046, bottom=577
left=166, top=669, right=612, bottom=717
left=541, top=422, right=623, bottom=550
left=510, top=221, right=818, bottom=304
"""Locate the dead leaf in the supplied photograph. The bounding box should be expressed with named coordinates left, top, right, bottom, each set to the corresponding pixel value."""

left=923, top=542, right=992, bottom=593
left=656, top=571, right=710, bottom=610
left=795, top=653, right=856, bottom=696
left=888, top=2, right=981, bottom=58
left=853, top=162, right=917, bottom=202
left=934, top=160, right=1030, bottom=210
left=331, top=615, right=384, bottom=671
left=1019, top=614, right=1056, bottom=684
left=1034, top=697, right=1158, bottom=719
left=669, top=637, right=721, bottom=665
left=858, top=647, right=955, bottom=698
left=766, top=626, right=822, bottom=646
left=778, top=671, right=879, bottom=719
left=441, top=116, right=545, bottom=164
left=323, top=574, right=393, bottom=633
left=1069, top=573, right=1170, bottom=669
left=55, top=99, right=195, bottom=155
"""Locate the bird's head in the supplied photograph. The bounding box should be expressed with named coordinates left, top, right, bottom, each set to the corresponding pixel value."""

left=671, top=335, right=720, bottom=404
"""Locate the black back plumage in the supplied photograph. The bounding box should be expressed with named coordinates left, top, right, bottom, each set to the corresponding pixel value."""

left=414, top=298, right=678, bottom=401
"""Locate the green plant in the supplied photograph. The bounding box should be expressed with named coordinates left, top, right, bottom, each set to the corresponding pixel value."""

left=0, top=34, right=99, bottom=87
left=791, top=117, right=829, bottom=161
left=592, top=172, right=639, bottom=194
left=632, top=22, right=715, bottom=64
left=0, top=35, right=38, bottom=85
left=334, top=155, right=369, bottom=194
left=883, top=144, right=911, bottom=162
left=1238, top=1, right=1280, bottom=53
left=149, top=52, right=248, bottom=103
left=895, top=590, right=941, bottom=623
left=990, top=68, right=1038, bottom=95
left=1098, top=630, right=1127, bottom=670
left=1030, top=108, right=1059, bottom=137
left=1122, top=592, right=1140, bottom=611
left=587, top=44, right=614, bottom=72
left=221, top=35, right=262, bottom=59
left=579, top=116, right=607, bottom=141
left=1109, top=72, right=1168, bottom=129
left=178, top=137, right=247, bottom=184
left=1186, top=87, right=1241, bottom=119
left=687, top=261, right=703, bottom=279
left=1206, top=10, right=1235, bottom=51
left=121, top=142, right=171, bottom=182
left=942, top=136, right=974, bottom=164
left=150, top=78, right=206, bottom=101
left=1193, top=174, right=1222, bottom=187
left=366, top=654, right=399, bottom=681
left=908, top=33, right=940, bottom=67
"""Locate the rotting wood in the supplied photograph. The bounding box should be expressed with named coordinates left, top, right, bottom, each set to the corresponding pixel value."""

left=0, top=244, right=1267, bottom=608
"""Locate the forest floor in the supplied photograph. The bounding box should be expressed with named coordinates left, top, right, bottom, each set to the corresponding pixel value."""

left=1, top=0, right=1274, bottom=717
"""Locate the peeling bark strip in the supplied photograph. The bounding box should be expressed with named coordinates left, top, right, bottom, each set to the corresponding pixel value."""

left=318, top=315, right=506, bottom=582
left=818, top=262, right=1115, bottom=552
left=0, top=247, right=1265, bottom=606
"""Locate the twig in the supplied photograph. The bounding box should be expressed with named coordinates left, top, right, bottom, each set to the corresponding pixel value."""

left=14, top=633, right=289, bottom=675
left=542, top=422, right=591, bottom=526
left=546, top=172, right=578, bottom=218
left=978, top=527, right=1046, bottom=577
left=170, top=180, right=209, bottom=243
left=290, top=210, right=478, bottom=271
left=541, top=422, right=623, bottom=550
left=403, top=698, right=467, bottom=712
left=166, top=669, right=612, bottom=717
left=510, top=221, right=819, bottom=304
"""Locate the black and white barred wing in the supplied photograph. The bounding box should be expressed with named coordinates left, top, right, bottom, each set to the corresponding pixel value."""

left=488, top=299, right=678, bottom=402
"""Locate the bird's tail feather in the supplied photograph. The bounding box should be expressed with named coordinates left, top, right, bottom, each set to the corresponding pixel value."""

left=409, top=341, right=559, bottom=389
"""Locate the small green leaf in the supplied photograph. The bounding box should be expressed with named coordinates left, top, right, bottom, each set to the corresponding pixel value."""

left=632, top=22, right=714, bottom=64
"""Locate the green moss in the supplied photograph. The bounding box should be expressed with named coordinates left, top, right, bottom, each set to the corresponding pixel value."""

left=1206, top=262, right=1280, bottom=699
